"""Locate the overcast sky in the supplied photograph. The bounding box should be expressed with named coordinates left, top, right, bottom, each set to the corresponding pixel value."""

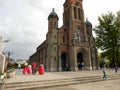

left=0, top=0, right=120, bottom=60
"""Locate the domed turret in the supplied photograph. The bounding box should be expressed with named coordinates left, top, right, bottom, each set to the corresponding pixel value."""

left=48, top=8, right=59, bottom=20
left=48, top=8, right=59, bottom=29
left=65, top=0, right=83, bottom=3
left=85, top=18, right=92, bottom=27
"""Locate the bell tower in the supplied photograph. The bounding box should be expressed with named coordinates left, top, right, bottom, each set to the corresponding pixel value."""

left=63, top=0, right=86, bottom=44
left=48, top=8, right=59, bottom=30
left=46, top=8, right=59, bottom=71
left=63, top=0, right=93, bottom=71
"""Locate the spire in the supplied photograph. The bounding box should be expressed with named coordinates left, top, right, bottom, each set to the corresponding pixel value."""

left=85, top=17, right=92, bottom=27
left=52, top=8, right=54, bottom=12
left=48, top=8, right=59, bottom=20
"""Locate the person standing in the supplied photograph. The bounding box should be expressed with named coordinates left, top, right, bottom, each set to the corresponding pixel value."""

left=114, top=63, right=118, bottom=73
left=81, top=61, right=85, bottom=70
left=32, top=62, right=37, bottom=75
left=102, top=63, right=107, bottom=80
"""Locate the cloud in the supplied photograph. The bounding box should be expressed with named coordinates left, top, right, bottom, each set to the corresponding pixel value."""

left=83, top=0, right=120, bottom=27
left=0, top=0, right=45, bottom=59
left=0, top=0, right=120, bottom=60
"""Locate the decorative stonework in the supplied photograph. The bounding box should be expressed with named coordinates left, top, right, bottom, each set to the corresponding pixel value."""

left=74, top=29, right=81, bottom=43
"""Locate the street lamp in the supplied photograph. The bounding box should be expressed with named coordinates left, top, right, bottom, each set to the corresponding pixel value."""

left=7, top=51, right=13, bottom=62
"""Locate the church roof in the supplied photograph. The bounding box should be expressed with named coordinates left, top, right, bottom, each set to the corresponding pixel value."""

left=48, top=8, right=59, bottom=20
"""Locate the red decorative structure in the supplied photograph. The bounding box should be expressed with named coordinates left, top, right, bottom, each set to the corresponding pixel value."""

left=23, top=66, right=28, bottom=74
left=38, top=64, right=45, bottom=75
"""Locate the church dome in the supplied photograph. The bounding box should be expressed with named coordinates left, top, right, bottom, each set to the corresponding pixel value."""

left=48, top=8, right=59, bottom=20
left=85, top=18, right=92, bottom=27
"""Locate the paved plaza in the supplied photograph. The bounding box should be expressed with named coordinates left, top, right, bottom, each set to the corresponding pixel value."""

left=41, top=79, right=120, bottom=90
left=4, top=69, right=120, bottom=90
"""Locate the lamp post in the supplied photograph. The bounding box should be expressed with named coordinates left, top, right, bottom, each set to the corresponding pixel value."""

left=7, top=51, right=13, bottom=62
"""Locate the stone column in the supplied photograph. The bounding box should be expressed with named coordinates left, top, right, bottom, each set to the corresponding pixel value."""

left=87, top=48, right=92, bottom=70
left=74, top=47, right=78, bottom=71
left=59, top=54, right=62, bottom=71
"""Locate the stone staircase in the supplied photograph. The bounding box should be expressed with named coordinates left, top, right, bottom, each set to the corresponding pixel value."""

left=4, top=74, right=120, bottom=90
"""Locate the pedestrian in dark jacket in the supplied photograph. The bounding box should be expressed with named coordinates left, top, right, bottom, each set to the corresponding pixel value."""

left=114, top=63, right=118, bottom=73
left=102, top=63, right=107, bottom=80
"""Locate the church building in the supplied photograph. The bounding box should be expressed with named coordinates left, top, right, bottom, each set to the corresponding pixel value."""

left=29, top=0, right=99, bottom=71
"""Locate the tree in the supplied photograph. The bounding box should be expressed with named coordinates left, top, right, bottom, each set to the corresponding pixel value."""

left=94, top=11, right=120, bottom=67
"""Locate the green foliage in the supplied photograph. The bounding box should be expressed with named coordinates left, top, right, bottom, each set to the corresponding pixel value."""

left=97, top=52, right=102, bottom=61
left=94, top=11, right=120, bottom=67
left=21, top=64, right=25, bottom=68
left=7, top=63, right=18, bottom=69
left=0, top=73, right=4, bottom=75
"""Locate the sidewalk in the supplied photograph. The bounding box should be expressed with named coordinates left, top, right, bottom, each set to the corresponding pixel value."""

left=5, top=69, right=119, bottom=84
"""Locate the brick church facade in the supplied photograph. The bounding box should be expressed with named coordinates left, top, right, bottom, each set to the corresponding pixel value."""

left=29, top=0, right=99, bottom=71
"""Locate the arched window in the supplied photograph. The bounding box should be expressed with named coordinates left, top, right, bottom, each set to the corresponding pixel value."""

left=63, top=37, right=65, bottom=43
left=78, top=8, right=81, bottom=20
left=64, top=29, right=66, bottom=32
left=54, top=22, right=56, bottom=26
left=74, top=7, right=77, bottom=19
left=65, top=12, right=67, bottom=22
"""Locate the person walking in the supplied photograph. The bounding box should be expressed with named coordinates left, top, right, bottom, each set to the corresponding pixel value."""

left=114, top=63, right=118, bottom=73
left=102, top=63, right=107, bottom=80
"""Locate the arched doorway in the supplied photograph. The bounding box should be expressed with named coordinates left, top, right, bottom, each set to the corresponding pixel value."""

left=77, top=52, right=83, bottom=70
left=61, top=53, right=67, bottom=71
left=77, top=48, right=90, bottom=70
left=77, top=52, right=83, bottom=63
